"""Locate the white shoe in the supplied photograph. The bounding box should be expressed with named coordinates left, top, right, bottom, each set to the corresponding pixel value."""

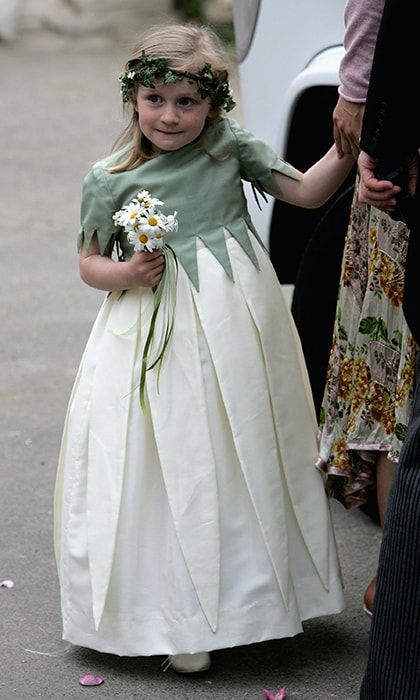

left=166, top=651, right=211, bottom=673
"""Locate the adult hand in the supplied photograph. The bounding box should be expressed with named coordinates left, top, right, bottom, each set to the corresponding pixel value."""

left=358, top=150, right=420, bottom=211
left=333, top=96, right=365, bottom=159
left=357, top=150, right=399, bottom=210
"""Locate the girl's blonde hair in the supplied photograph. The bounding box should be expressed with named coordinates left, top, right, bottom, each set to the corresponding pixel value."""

left=109, top=23, right=231, bottom=173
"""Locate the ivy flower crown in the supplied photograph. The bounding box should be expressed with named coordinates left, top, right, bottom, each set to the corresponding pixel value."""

left=119, top=51, right=236, bottom=112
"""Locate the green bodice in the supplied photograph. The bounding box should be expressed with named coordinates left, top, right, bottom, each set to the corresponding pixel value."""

left=78, top=117, right=299, bottom=290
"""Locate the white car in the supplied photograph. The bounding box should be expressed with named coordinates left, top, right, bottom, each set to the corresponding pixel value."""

left=233, top=0, right=359, bottom=416
left=233, top=0, right=355, bottom=283
left=233, top=0, right=381, bottom=521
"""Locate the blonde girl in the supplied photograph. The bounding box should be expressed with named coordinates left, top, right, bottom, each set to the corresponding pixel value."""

left=55, top=23, right=353, bottom=674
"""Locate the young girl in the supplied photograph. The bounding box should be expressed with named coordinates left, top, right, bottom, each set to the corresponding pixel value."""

left=54, top=23, right=354, bottom=674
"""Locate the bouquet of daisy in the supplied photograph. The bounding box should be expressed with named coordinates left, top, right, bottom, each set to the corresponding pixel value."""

left=112, top=190, right=178, bottom=252
left=113, top=190, right=179, bottom=410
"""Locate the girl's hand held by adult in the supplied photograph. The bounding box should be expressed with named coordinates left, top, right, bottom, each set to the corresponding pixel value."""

left=270, top=146, right=355, bottom=209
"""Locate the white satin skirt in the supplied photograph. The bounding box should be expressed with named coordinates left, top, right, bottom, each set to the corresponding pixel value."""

left=54, top=235, right=345, bottom=656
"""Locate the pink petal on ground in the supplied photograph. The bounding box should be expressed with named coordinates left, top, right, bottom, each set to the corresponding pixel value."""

left=79, top=674, right=104, bottom=686
left=262, top=688, right=287, bottom=700
left=0, top=580, right=15, bottom=588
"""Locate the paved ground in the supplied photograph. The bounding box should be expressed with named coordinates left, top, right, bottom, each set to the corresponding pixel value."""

left=0, top=2, right=380, bottom=698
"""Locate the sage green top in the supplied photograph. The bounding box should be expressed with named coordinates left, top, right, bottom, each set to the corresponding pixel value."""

left=78, top=117, right=299, bottom=291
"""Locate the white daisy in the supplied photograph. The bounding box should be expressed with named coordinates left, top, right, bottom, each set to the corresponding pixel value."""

left=136, top=190, right=163, bottom=209
left=137, top=211, right=169, bottom=235
left=113, top=201, right=142, bottom=229
left=164, top=212, right=178, bottom=233
left=127, top=227, right=165, bottom=253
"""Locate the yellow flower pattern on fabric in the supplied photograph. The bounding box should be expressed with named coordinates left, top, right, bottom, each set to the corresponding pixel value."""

left=318, top=185, right=418, bottom=509
left=379, top=251, right=404, bottom=307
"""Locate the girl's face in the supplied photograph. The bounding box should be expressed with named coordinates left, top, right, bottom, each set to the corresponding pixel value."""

left=135, top=79, right=214, bottom=152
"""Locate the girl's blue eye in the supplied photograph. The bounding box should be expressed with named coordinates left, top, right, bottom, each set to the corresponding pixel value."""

left=147, top=94, right=161, bottom=103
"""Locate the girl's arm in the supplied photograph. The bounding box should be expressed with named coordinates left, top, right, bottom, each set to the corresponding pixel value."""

left=268, top=145, right=355, bottom=208
left=79, top=234, right=164, bottom=291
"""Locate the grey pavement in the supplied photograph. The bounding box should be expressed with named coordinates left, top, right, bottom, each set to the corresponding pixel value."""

left=0, top=2, right=380, bottom=698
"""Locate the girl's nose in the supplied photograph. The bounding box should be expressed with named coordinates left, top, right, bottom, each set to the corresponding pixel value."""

left=161, top=103, right=179, bottom=124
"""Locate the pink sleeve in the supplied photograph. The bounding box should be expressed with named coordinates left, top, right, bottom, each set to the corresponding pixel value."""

left=338, top=0, right=385, bottom=103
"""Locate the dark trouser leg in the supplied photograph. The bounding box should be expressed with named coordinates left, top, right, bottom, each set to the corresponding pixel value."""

left=360, top=394, right=420, bottom=699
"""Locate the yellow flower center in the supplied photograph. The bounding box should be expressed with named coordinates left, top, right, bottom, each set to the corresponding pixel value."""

left=155, top=233, right=162, bottom=238
left=139, top=234, right=149, bottom=243
left=148, top=216, right=158, bottom=226
left=129, top=211, right=138, bottom=219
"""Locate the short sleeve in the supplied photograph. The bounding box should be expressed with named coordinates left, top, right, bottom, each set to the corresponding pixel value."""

left=77, top=164, right=118, bottom=254
left=227, top=119, right=300, bottom=196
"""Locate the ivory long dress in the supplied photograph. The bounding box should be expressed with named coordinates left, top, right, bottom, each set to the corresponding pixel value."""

left=54, top=117, right=345, bottom=656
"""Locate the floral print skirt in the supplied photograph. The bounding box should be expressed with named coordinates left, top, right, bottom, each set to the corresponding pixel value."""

left=318, top=186, right=417, bottom=509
